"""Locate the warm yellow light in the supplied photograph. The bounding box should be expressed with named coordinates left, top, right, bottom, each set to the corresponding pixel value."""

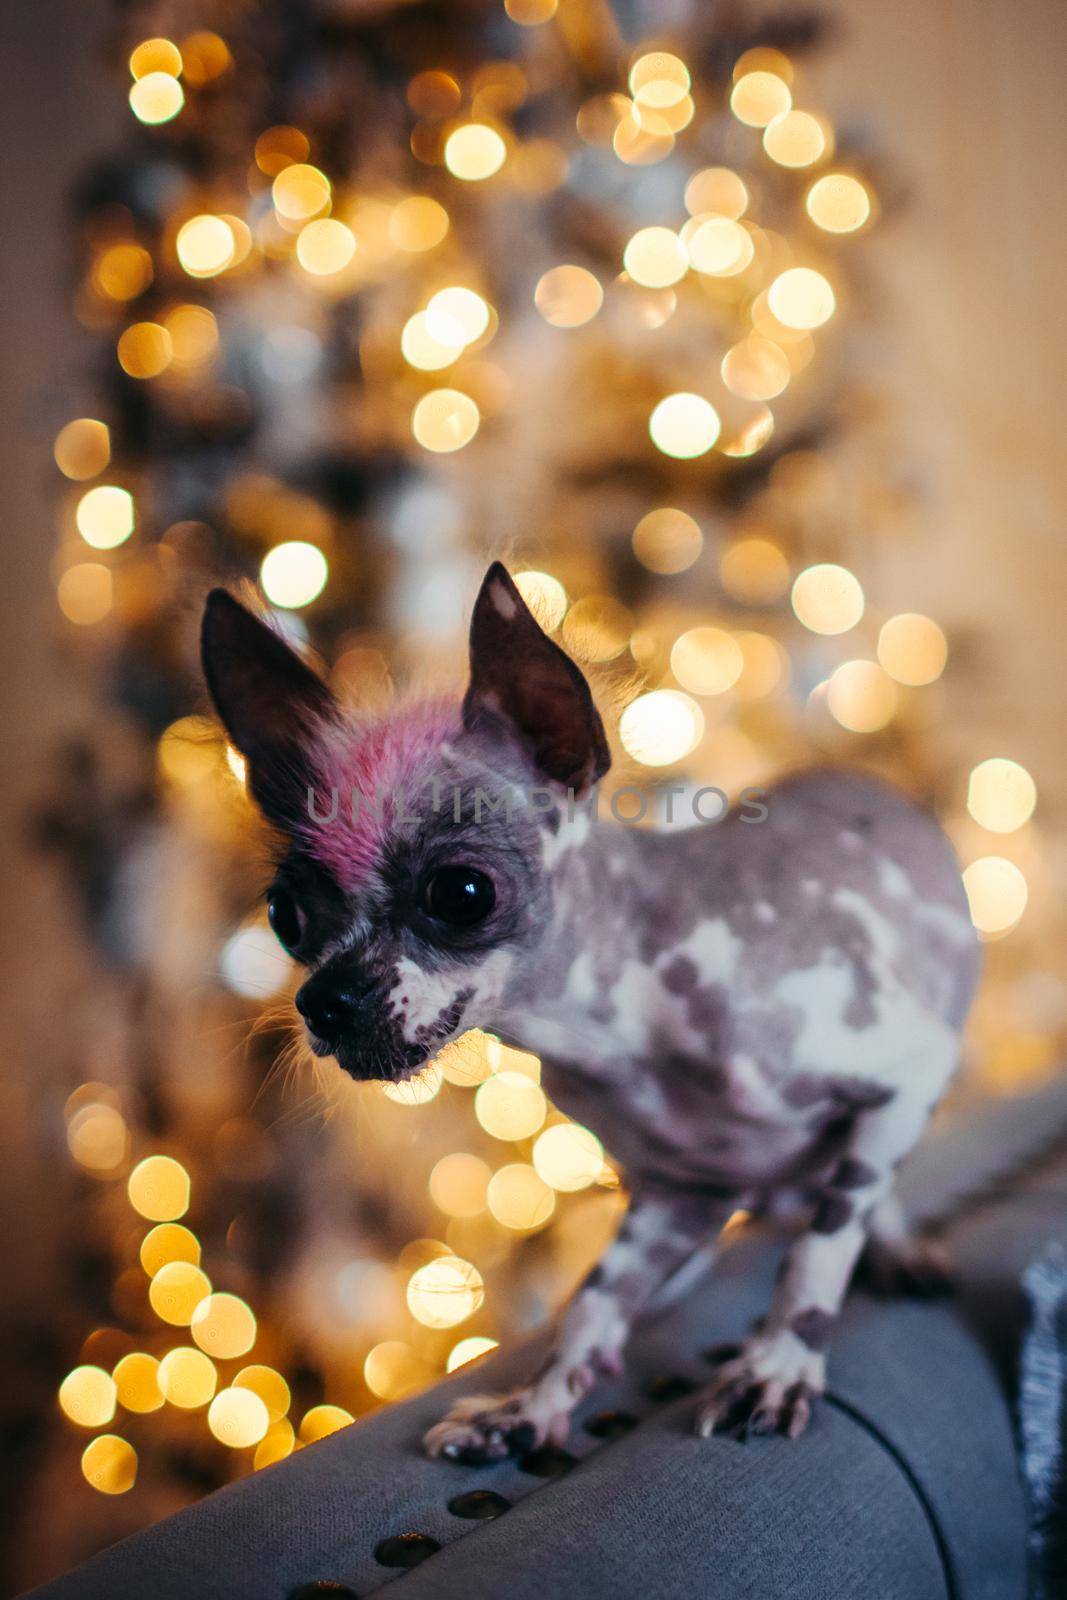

left=164, top=304, right=218, bottom=369
left=447, top=1336, right=499, bottom=1373
left=534, top=264, right=603, bottom=327
left=208, top=1387, right=270, bottom=1448
left=390, top=195, right=450, bottom=252
left=407, top=1255, right=485, bottom=1329
left=613, top=108, right=674, bottom=166
left=532, top=1123, right=604, bottom=1191
left=296, top=218, right=356, bottom=276
left=363, top=1341, right=428, bottom=1401
left=55, top=418, right=110, bottom=480
left=129, top=38, right=182, bottom=79
left=299, top=1404, right=355, bottom=1442
left=412, top=389, right=480, bottom=453
left=619, top=689, right=704, bottom=766
left=117, top=321, right=173, bottom=378
left=513, top=571, right=568, bottom=630
left=505, top=0, right=558, bottom=22
left=763, top=110, right=827, bottom=167
left=632, top=507, right=703, bottom=574
left=57, top=564, right=113, bottom=626
left=733, top=47, right=794, bottom=84
left=730, top=71, right=791, bottom=127
left=190, top=1293, right=257, bottom=1360
left=272, top=164, right=332, bottom=221
left=721, top=337, right=790, bottom=401
left=176, top=215, right=236, bottom=278
left=180, top=32, right=233, bottom=85
left=66, top=1102, right=127, bottom=1170
left=768, top=268, right=835, bottom=329
left=59, top=1366, right=117, bottom=1428
left=671, top=627, right=744, bottom=696
left=426, top=287, right=490, bottom=345
left=149, top=1261, right=212, bottom=1326
left=260, top=541, right=328, bottom=608
left=487, top=1163, right=555, bottom=1231
left=234, top=1365, right=291, bottom=1422
left=401, top=311, right=462, bottom=371
left=92, top=242, right=153, bottom=302
left=806, top=173, right=871, bottom=233
left=623, top=226, right=687, bottom=289
left=877, top=612, right=948, bottom=686
left=721, top=407, right=776, bottom=459
left=429, top=1152, right=491, bottom=1218
left=967, top=758, right=1037, bottom=833
left=684, top=167, right=748, bottom=218
left=791, top=563, right=864, bottom=634
left=382, top=1063, right=443, bottom=1104
left=129, top=72, right=184, bottom=125
left=720, top=537, right=790, bottom=603
left=444, top=124, right=507, bottom=181
left=157, top=1346, right=217, bottom=1408
left=474, top=1071, right=547, bottom=1141
left=827, top=660, right=899, bottom=733
left=219, top=921, right=292, bottom=997
left=255, top=126, right=310, bottom=177
left=437, top=1030, right=497, bottom=1086
left=963, top=857, right=1028, bottom=934
left=685, top=217, right=753, bottom=276
left=254, top=1421, right=296, bottom=1470
left=735, top=632, right=788, bottom=700
left=81, top=1435, right=137, bottom=1495
left=561, top=596, right=632, bottom=663
left=113, top=1352, right=164, bottom=1414
left=630, top=52, right=690, bottom=109
left=649, top=393, right=720, bottom=458
left=127, top=1155, right=190, bottom=1221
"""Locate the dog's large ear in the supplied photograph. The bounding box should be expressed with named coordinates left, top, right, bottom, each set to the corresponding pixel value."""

left=201, top=589, right=340, bottom=827
left=463, top=563, right=610, bottom=793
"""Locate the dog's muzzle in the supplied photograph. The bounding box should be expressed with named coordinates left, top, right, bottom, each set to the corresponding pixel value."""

left=294, top=964, right=425, bottom=1081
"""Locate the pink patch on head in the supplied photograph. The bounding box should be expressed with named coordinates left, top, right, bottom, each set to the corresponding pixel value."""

left=301, top=699, right=460, bottom=890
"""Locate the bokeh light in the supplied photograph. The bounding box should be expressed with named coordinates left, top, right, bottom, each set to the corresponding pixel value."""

left=963, top=857, right=1029, bottom=935
left=117, top=321, right=172, bottom=377
left=791, top=563, right=864, bottom=634
left=877, top=612, right=948, bottom=685
left=684, top=167, right=748, bottom=217
left=272, top=164, right=332, bottom=222
left=768, top=268, right=835, bottom=329
left=220, top=922, right=293, bottom=998
left=730, top=71, right=791, bottom=127
left=140, top=1223, right=200, bottom=1277
left=208, top=1387, right=270, bottom=1448
left=297, top=218, right=356, bottom=275
left=157, top=1347, right=217, bottom=1409
left=967, top=758, right=1037, bottom=833
left=54, top=418, right=110, bottom=480
left=632, top=507, right=703, bottom=574
left=149, top=1261, right=212, bottom=1326
left=412, top=389, right=480, bottom=452
left=429, top=1152, right=491, bottom=1217
left=720, top=537, right=790, bottom=603
left=113, top=1352, right=164, bottom=1413
left=129, top=38, right=182, bottom=78
left=191, top=1293, right=257, bottom=1359
left=260, top=541, right=329, bottom=608
left=619, top=690, right=704, bottom=766
left=299, top=1404, right=354, bottom=1442
left=234, top=1365, right=291, bottom=1422
left=447, top=1337, right=499, bottom=1372
left=826, top=660, right=899, bottom=733
left=127, top=1155, right=190, bottom=1221
left=671, top=627, right=744, bottom=696
left=426, top=287, right=490, bottom=345
left=806, top=173, right=871, bottom=233
left=721, top=337, right=791, bottom=401
left=685, top=217, right=753, bottom=276
left=406, top=1255, right=485, bottom=1328
left=444, top=124, right=506, bottom=181
left=763, top=109, right=828, bottom=167
left=649, top=393, right=720, bottom=458
left=129, top=72, right=184, bottom=125
left=176, top=215, right=236, bottom=278
left=487, top=1163, right=555, bottom=1230
left=390, top=196, right=450, bottom=252
left=475, top=1071, right=547, bottom=1140
left=81, top=1436, right=137, bottom=1495
left=534, top=265, right=603, bottom=327
left=532, top=1123, right=604, bottom=1191
left=59, top=1366, right=117, bottom=1428
left=624, top=227, right=687, bottom=288
left=57, top=564, right=113, bottom=625
left=513, top=570, right=568, bottom=630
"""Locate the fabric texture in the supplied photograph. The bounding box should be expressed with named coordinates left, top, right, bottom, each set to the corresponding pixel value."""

left=29, top=1078, right=1067, bottom=1600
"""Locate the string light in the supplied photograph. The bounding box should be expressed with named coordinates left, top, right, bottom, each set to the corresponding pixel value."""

left=967, top=759, right=1037, bottom=833
left=260, top=541, right=329, bottom=608
left=81, top=1436, right=138, bottom=1495
left=649, top=393, right=720, bottom=458
left=444, top=125, right=506, bottom=181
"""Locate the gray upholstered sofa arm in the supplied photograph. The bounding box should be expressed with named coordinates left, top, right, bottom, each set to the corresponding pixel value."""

left=28, top=1081, right=1067, bottom=1600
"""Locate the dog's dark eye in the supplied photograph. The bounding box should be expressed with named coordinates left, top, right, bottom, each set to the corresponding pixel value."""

left=421, top=866, right=495, bottom=928
left=267, top=887, right=305, bottom=952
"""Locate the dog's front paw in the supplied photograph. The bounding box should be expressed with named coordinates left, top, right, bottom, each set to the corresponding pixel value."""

left=695, top=1332, right=825, bottom=1441
left=423, top=1390, right=552, bottom=1465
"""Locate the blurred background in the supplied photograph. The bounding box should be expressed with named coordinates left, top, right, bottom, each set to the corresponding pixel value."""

left=1, top=0, right=1065, bottom=1589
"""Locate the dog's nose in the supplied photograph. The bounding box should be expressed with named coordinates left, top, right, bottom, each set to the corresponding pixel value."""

left=295, top=971, right=370, bottom=1042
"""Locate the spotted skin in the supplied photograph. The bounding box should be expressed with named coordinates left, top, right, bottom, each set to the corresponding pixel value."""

left=201, top=570, right=981, bottom=1456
